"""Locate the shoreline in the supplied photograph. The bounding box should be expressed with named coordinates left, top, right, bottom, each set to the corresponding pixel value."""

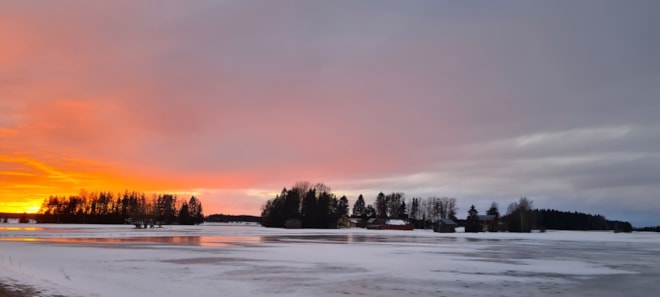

left=0, top=280, right=40, bottom=297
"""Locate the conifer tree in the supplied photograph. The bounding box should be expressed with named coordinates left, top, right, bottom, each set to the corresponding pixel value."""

left=486, top=202, right=500, bottom=232
left=375, top=192, right=387, bottom=218
left=465, top=205, right=481, bottom=233
left=352, top=194, right=367, bottom=218
left=179, top=202, right=192, bottom=225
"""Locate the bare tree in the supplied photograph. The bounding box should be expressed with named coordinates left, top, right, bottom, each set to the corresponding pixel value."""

left=506, top=196, right=535, bottom=232
left=385, top=192, right=404, bottom=218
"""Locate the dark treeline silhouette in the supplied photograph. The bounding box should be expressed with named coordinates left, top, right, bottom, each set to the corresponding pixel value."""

left=635, top=226, right=660, bottom=232
left=260, top=182, right=349, bottom=228
left=205, top=214, right=260, bottom=223
left=532, top=209, right=633, bottom=232
left=501, top=197, right=535, bottom=232
left=352, top=192, right=409, bottom=219
left=406, top=197, right=458, bottom=229
left=499, top=197, right=632, bottom=232
left=351, top=194, right=457, bottom=229
left=37, top=190, right=203, bottom=226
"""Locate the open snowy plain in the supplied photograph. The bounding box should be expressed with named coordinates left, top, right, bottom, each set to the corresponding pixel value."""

left=1, top=223, right=659, bottom=297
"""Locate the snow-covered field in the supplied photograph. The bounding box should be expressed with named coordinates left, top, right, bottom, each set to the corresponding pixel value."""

left=1, top=223, right=659, bottom=297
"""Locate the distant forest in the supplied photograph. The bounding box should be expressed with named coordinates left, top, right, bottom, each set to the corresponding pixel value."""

left=635, top=226, right=660, bottom=232
left=260, top=183, right=634, bottom=232
left=35, top=191, right=203, bottom=227
left=260, top=182, right=349, bottom=228
left=529, top=209, right=633, bottom=232
left=205, top=214, right=260, bottom=223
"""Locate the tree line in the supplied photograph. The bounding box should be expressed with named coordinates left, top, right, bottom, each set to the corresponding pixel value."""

left=497, top=197, right=632, bottom=232
left=37, top=190, right=204, bottom=226
left=635, top=226, right=660, bottom=232
left=351, top=194, right=460, bottom=229
left=261, top=182, right=461, bottom=229
left=261, top=183, right=634, bottom=232
left=205, top=214, right=260, bottom=223
left=260, top=182, right=349, bottom=228
left=531, top=209, right=632, bottom=232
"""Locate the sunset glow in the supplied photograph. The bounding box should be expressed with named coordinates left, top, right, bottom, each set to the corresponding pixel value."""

left=1, top=1, right=659, bottom=226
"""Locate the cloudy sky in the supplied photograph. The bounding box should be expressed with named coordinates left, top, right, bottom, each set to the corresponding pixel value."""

left=1, top=1, right=658, bottom=226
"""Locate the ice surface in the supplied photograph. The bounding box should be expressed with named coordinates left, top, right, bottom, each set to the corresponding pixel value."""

left=1, top=223, right=659, bottom=297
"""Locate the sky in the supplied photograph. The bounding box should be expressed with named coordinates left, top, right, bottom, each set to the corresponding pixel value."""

left=1, top=1, right=659, bottom=226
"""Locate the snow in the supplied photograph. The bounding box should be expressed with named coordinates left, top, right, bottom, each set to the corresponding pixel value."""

left=1, top=223, right=659, bottom=297
left=385, top=219, right=408, bottom=225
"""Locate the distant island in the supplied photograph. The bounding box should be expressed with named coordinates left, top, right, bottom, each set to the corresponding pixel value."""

left=19, top=190, right=204, bottom=227
left=259, top=182, right=636, bottom=232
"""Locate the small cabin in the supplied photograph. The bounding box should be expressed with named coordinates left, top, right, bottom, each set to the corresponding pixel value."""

left=434, top=218, right=457, bottom=233
left=366, top=218, right=413, bottom=230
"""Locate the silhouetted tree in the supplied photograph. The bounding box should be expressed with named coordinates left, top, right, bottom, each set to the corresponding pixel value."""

left=422, top=197, right=457, bottom=223
left=260, top=200, right=276, bottom=227
left=375, top=192, right=387, bottom=218
left=156, top=194, right=177, bottom=225
left=316, top=191, right=335, bottom=228
left=352, top=194, right=367, bottom=218
left=337, top=196, right=349, bottom=218
left=188, top=196, right=204, bottom=225
left=365, top=204, right=376, bottom=219
left=486, top=202, right=500, bottom=232
left=398, top=200, right=408, bottom=220
left=505, top=197, right=534, bottom=232
left=409, top=197, right=420, bottom=221
left=408, top=197, right=422, bottom=228
left=261, top=182, right=344, bottom=229
left=301, top=188, right=318, bottom=228
left=384, top=192, right=404, bottom=218
left=465, top=205, right=481, bottom=233
left=35, top=190, right=199, bottom=226
left=178, top=202, right=192, bottom=225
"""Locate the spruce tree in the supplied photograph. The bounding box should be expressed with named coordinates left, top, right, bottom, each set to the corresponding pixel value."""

left=365, top=205, right=376, bottom=218
left=465, top=205, right=481, bottom=233
left=178, top=202, right=192, bottom=225
left=398, top=200, right=408, bottom=219
left=375, top=192, right=387, bottom=218
left=486, top=202, right=500, bottom=232
left=352, top=195, right=367, bottom=218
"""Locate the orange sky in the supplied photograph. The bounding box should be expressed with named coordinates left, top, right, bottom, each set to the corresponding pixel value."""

left=1, top=2, right=659, bottom=226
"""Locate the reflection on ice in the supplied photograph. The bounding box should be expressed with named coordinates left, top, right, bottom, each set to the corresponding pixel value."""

left=0, top=236, right=264, bottom=247
left=0, top=224, right=501, bottom=247
left=258, top=234, right=498, bottom=245
left=0, top=226, right=44, bottom=231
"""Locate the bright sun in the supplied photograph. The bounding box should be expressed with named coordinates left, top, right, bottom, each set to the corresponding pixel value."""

left=24, top=204, right=41, bottom=214
left=0, top=201, right=43, bottom=214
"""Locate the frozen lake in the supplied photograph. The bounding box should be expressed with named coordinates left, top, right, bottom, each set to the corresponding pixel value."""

left=1, top=223, right=659, bottom=297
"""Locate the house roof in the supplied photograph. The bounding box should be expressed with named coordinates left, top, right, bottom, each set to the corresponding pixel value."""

left=385, top=219, right=408, bottom=226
